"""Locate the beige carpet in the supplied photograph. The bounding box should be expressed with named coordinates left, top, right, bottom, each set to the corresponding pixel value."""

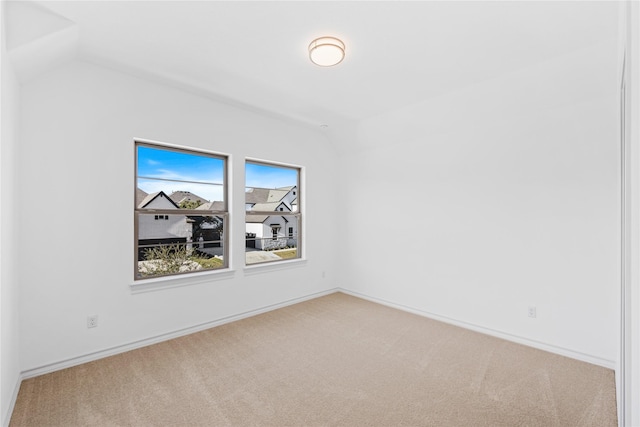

left=10, top=292, right=617, bottom=426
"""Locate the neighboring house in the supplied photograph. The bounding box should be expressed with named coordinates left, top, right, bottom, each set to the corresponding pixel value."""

left=197, top=201, right=225, bottom=211
left=136, top=188, right=149, bottom=207
left=137, top=189, right=226, bottom=257
left=169, top=190, right=209, bottom=207
left=137, top=190, right=192, bottom=259
left=245, top=186, right=298, bottom=250
left=245, top=186, right=297, bottom=212
left=193, top=201, right=225, bottom=249
left=137, top=186, right=296, bottom=254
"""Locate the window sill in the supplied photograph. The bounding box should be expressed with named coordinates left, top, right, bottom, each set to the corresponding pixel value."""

left=130, top=268, right=235, bottom=294
left=243, top=258, right=307, bottom=276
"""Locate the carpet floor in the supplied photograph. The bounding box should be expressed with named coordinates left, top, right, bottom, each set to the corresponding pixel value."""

left=10, top=292, right=617, bottom=426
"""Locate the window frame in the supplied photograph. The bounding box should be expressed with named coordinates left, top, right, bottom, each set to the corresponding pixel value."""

left=245, top=159, right=302, bottom=266
left=134, top=140, right=229, bottom=281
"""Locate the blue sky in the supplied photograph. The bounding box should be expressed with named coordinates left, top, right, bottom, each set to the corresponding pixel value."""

left=245, top=162, right=297, bottom=190
left=137, top=145, right=225, bottom=202
left=137, top=146, right=298, bottom=202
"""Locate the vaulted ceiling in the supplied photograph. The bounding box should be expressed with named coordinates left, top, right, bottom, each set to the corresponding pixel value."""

left=6, top=1, right=620, bottom=132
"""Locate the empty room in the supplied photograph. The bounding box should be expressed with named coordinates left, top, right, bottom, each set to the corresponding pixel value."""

left=2, top=1, right=640, bottom=426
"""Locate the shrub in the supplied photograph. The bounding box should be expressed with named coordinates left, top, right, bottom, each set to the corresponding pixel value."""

left=139, top=244, right=200, bottom=277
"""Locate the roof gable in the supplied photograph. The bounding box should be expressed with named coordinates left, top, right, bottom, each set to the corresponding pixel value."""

left=138, top=191, right=180, bottom=209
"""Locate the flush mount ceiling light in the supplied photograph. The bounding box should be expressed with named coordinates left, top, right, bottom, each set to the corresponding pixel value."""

left=308, top=36, right=345, bottom=67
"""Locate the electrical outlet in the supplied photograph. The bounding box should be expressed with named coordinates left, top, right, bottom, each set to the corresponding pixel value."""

left=322, top=271, right=326, bottom=279
left=528, top=306, right=537, bottom=318
left=87, top=315, right=99, bottom=328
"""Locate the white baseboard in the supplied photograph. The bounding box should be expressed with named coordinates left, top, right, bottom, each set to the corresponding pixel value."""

left=13, top=285, right=615, bottom=421
left=20, top=286, right=616, bottom=380
left=3, top=376, right=21, bottom=427
left=20, top=288, right=340, bottom=380
left=339, top=289, right=616, bottom=370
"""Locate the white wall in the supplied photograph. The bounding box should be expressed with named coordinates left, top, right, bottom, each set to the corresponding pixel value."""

left=0, top=2, right=22, bottom=424
left=338, top=40, right=620, bottom=366
left=6, top=8, right=627, bottom=424
left=623, top=2, right=640, bottom=424
left=17, top=60, right=338, bottom=372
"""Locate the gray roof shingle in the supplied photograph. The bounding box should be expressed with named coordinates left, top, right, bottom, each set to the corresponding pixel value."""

left=136, top=188, right=148, bottom=206
left=169, top=191, right=209, bottom=206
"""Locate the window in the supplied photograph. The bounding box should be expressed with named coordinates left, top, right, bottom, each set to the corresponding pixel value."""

left=135, top=141, right=228, bottom=280
left=245, top=160, right=301, bottom=265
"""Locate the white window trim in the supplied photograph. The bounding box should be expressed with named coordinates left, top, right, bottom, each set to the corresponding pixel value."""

left=133, top=138, right=231, bottom=283
left=244, top=158, right=304, bottom=267
left=130, top=268, right=236, bottom=293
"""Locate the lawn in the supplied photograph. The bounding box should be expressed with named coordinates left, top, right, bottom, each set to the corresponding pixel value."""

left=192, top=257, right=224, bottom=269
left=274, top=249, right=298, bottom=259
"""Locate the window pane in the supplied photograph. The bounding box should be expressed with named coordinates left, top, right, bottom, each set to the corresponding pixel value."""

left=137, top=178, right=224, bottom=210
left=245, top=161, right=300, bottom=265
left=245, top=162, right=297, bottom=191
left=137, top=145, right=225, bottom=208
left=245, top=213, right=299, bottom=265
left=135, top=142, right=228, bottom=281
left=136, top=213, right=226, bottom=279
left=137, top=145, right=224, bottom=183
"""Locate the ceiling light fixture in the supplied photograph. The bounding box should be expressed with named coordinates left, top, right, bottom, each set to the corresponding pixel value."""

left=308, top=36, right=345, bottom=67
